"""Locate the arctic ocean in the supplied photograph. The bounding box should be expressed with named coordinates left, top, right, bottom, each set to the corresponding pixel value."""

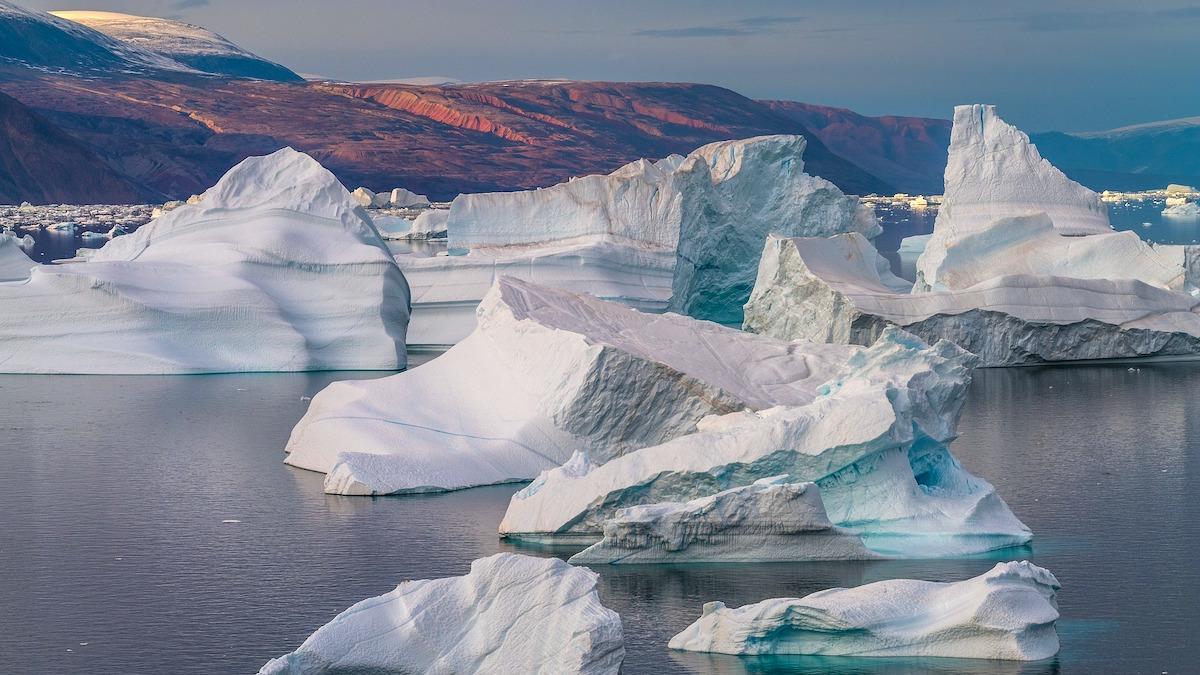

left=0, top=360, right=1196, bottom=674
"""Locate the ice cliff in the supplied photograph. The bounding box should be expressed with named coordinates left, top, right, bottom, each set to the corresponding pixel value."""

left=499, top=327, right=1032, bottom=559
left=401, top=135, right=877, bottom=348
left=668, top=561, right=1060, bottom=661
left=287, top=276, right=869, bottom=495
left=259, top=553, right=624, bottom=675
left=0, top=148, right=411, bottom=373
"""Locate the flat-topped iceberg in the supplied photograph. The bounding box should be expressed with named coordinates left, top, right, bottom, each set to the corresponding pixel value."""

left=258, top=553, right=624, bottom=675
left=745, top=233, right=1200, bottom=366
left=500, top=327, right=1032, bottom=558
left=402, top=135, right=878, bottom=348
left=668, top=561, right=1060, bottom=661
left=569, top=476, right=877, bottom=564
left=0, top=148, right=410, bottom=374
left=287, top=276, right=868, bottom=495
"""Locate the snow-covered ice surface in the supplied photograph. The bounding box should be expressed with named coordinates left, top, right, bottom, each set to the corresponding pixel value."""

left=917, top=104, right=1114, bottom=291
left=569, top=476, right=878, bottom=564
left=500, top=326, right=1033, bottom=558
left=287, top=276, right=867, bottom=495
left=745, top=233, right=1200, bottom=367
left=0, top=148, right=411, bottom=374
left=0, top=233, right=36, bottom=282
left=401, top=135, right=877, bottom=348
left=668, top=561, right=1060, bottom=661
left=258, top=553, right=624, bottom=675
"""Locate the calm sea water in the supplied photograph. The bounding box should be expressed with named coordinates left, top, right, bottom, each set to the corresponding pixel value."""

left=0, top=360, right=1197, bottom=674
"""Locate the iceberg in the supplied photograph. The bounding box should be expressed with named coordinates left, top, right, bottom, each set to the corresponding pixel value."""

left=0, top=233, right=37, bottom=282
left=0, top=148, right=411, bottom=374
left=401, top=135, right=878, bottom=349
left=668, top=561, right=1060, bottom=661
left=744, top=233, right=1200, bottom=366
left=287, top=276, right=867, bottom=494
left=1163, top=201, right=1200, bottom=218
left=499, top=327, right=1032, bottom=558
left=259, top=553, right=624, bottom=675
left=569, top=476, right=878, bottom=564
left=917, top=104, right=1114, bottom=291
left=388, top=187, right=431, bottom=207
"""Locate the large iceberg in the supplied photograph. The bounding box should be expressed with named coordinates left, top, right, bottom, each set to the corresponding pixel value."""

left=499, top=327, right=1033, bottom=558
left=401, top=135, right=878, bottom=348
left=668, top=561, right=1060, bottom=661
left=916, top=104, right=1115, bottom=291
left=0, top=148, right=410, bottom=374
left=744, top=233, right=1200, bottom=367
left=259, top=553, right=624, bottom=675
left=287, top=276, right=868, bottom=495
left=569, top=476, right=878, bottom=564
left=0, top=233, right=37, bottom=282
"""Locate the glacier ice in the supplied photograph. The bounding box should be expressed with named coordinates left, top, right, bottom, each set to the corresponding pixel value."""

left=916, top=104, right=1114, bottom=291
left=745, top=233, right=1200, bottom=366
left=258, top=553, right=624, bottom=675
left=388, top=187, right=431, bottom=207
left=401, top=135, right=877, bottom=349
left=499, top=326, right=1032, bottom=558
left=0, top=233, right=37, bottom=282
left=0, top=148, right=411, bottom=374
left=569, top=476, right=878, bottom=564
left=668, top=561, right=1060, bottom=661
left=1163, top=201, right=1200, bottom=218
left=287, top=276, right=869, bottom=495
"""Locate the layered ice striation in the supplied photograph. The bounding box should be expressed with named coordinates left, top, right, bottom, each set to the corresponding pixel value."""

left=500, top=326, right=1033, bottom=558
left=402, top=135, right=877, bottom=348
left=258, top=553, right=624, bottom=675
left=287, top=276, right=869, bottom=495
left=0, top=148, right=411, bottom=374
left=668, top=561, right=1060, bottom=661
left=917, top=104, right=1114, bottom=291
left=570, top=476, right=877, bottom=564
left=745, top=233, right=1200, bottom=366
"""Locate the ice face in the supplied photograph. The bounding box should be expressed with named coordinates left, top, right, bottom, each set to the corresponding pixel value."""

left=286, top=276, right=870, bottom=495
left=668, top=561, right=1061, bottom=661
left=0, top=148, right=411, bottom=374
left=258, top=553, right=624, bottom=675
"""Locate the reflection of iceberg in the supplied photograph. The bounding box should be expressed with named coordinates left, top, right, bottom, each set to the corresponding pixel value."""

left=500, top=327, right=1032, bottom=559
left=668, top=561, right=1060, bottom=661
left=0, top=148, right=410, bottom=374
left=287, top=277, right=869, bottom=495
left=400, top=135, right=878, bottom=348
left=259, top=553, right=624, bottom=675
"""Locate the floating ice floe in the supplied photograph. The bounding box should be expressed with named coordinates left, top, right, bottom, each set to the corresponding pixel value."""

left=0, top=148, right=411, bottom=374
left=744, top=233, right=1200, bottom=366
left=570, top=476, right=877, bottom=564
left=1163, top=201, right=1200, bottom=218
left=400, top=135, right=878, bottom=348
left=668, top=561, right=1060, bottom=661
left=351, top=186, right=431, bottom=208
left=258, top=553, right=624, bottom=675
left=287, top=276, right=867, bottom=495
left=500, top=325, right=1032, bottom=559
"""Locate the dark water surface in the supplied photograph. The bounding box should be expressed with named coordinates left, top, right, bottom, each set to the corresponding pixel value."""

left=1, top=361, right=1197, bottom=674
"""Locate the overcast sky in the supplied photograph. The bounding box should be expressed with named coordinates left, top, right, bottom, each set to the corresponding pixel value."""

left=22, top=0, right=1200, bottom=132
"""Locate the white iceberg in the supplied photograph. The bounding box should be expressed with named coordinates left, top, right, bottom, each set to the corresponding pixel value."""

left=0, top=233, right=37, bottom=282
left=259, top=553, right=624, bottom=675
left=401, top=135, right=878, bottom=348
left=917, top=104, right=1114, bottom=291
left=1163, top=201, right=1200, bottom=218
left=569, top=476, right=878, bottom=564
left=287, top=276, right=865, bottom=494
left=499, top=327, right=1032, bottom=558
left=388, top=187, right=431, bottom=207
left=407, top=208, right=448, bottom=238
left=0, top=148, right=411, bottom=374
left=669, top=561, right=1060, bottom=661
left=744, top=233, right=1200, bottom=366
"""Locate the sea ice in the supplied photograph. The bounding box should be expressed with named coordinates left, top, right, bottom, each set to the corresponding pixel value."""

left=499, top=326, right=1032, bottom=558
left=668, top=561, right=1060, bottom=661
left=744, top=233, right=1200, bottom=366
left=287, top=276, right=866, bottom=494
left=0, top=148, right=411, bottom=373
left=259, top=553, right=624, bottom=675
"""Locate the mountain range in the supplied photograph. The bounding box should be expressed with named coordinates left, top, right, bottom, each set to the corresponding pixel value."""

left=0, top=0, right=1194, bottom=204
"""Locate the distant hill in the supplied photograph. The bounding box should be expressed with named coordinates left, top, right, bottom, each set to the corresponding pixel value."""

left=50, top=11, right=302, bottom=82
left=0, top=89, right=155, bottom=204
left=1031, top=118, right=1200, bottom=191
left=761, top=100, right=951, bottom=194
